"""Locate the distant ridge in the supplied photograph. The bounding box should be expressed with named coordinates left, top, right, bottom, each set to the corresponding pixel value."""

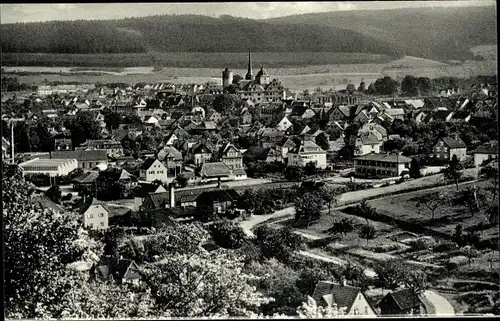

left=0, top=6, right=496, bottom=61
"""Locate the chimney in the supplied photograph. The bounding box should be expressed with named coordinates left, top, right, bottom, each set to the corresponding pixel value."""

left=341, top=276, right=347, bottom=287
left=169, top=184, right=175, bottom=208
left=217, top=178, right=222, bottom=189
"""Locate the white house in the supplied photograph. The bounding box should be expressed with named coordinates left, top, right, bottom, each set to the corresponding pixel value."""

left=82, top=200, right=109, bottom=230
left=354, top=132, right=382, bottom=156
left=287, top=141, right=327, bottom=169
left=139, top=158, right=168, bottom=182
left=354, top=153, right=411, bottom=178
left=312, top=281, right=377, bottom=316
left=276, top=116, right=293, bottom=132
left=471, top=143, right=498, bottom=167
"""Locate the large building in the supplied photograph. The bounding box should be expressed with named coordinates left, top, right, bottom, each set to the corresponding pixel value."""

left=287, top=141, right=327, bottom=169
left=18, top=158, right=78, bottom=177
left=223, top=49, right=286, bottom=104
left=354, top=153, right=411, bottom=178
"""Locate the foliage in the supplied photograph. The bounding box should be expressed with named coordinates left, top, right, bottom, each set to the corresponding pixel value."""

left=3, top=165, right=102, bottom=318
left=141, top=251, right=272, bottom=317
left=296, top=296, right=347, bottom=318
left=404, top=269, right=427, bottom=294
left=237, top=187, right=298, bottom=215
left=443, top=155, right=464, bottom=189
left=486, top=204, right=499, bottom=224
left=453, top=186, right=484, bottom=217
left=175, top=174, right=189, bottom=188
left=284, top=166, right=305, bottom=182
left=410, top=158, right=422, bottom=178
left=315, top=132, right=330, bottom=151
left=325, top=218, right=354, bottom=239
left=101, top=109, right=122, bottom=130
left=45, top=185, right=63, bottom=204
left=253, top=225, right=304, bottom=263
left=373, top=76, right=399, bottom=95
left=415, top=192, right=446, bottom=220
left=210, top=220, right=247, bottom=249
left=401, top=75, right=432, bottom=96
left=304, top=161, right=318, bottom=176
left=462, top=245, right=479, bottom=265
left=353, top=200, right=378, bottom=223
left=373, top=259, right=408, bottom=290
left=68, top=111, right=101, bottom=147
left=358, top=224, right=377, bottom=246
left=246, top=259, right=304, bottom=315
left=294, top=192, right=323, bottom=227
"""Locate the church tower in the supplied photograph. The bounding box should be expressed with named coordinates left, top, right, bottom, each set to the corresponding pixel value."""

left=245, top=48, right=254, bottom=81
left=222, top=66, right=233, bottom=87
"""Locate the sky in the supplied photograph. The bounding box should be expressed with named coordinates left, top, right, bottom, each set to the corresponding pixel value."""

left=1, top=1, right=495, bottom=24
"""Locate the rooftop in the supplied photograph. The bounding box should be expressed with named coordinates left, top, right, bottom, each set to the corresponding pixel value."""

left=355, top=153, right=411, bottom=163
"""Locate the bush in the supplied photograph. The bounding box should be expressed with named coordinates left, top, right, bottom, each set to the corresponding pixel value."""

left=433, top=241, right=458, bottom=253
left=61, top=193, right=73, bottom=201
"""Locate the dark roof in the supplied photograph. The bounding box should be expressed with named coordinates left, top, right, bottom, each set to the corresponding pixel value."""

left=115, top=259, right=140, bottom=280
left=31, top=194, right=64, bottom=213
left=139, top=157, right=158, bottom=170
left=47, top=150, right=108, bottom=161
left=144, top=192, right=170, bottom=209
left=355, top=153, right=411, bottom=163
left=243, top=146, right=269, bottom=162
left=197, top=188, right=240, bottom=204
left=386, top=288, right=422, bottom=310
left=200, top=162, right=232, bottom=178
left=472, top=144, right=498, bottom=154
left=192, top=143, right=212, bottom=155
left=98, top=167, right=136, bottom=180
left=134, top=183, right=165, bottom=198
left=441, top=136, right=467, bottom=149
left=72, top=171, right=99, bottom=184
left=312, top=281, right=362, bottom=310
left=359, top=132, right=380, bottom=145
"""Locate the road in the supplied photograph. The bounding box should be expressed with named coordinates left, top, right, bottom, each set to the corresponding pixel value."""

left=240, top=207, right=295, bottom=237
left=422, top=290, right=455, bottom=316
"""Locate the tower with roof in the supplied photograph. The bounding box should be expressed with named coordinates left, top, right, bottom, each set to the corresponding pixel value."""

left=222, top=66, right=233, bottom=88
left=245, top=48, right=254, bottom=81
left=255, top=66, right=270, bottom=86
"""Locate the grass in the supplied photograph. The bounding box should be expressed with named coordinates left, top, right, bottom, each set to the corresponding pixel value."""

left=365, top=181, right=498, bottom=241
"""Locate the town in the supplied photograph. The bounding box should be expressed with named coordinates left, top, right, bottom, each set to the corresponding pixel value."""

left=2, top=4, right=499, bottom=317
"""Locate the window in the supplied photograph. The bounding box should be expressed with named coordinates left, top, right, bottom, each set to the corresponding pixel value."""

left=99, top=213, right=104, bottom=217
left=89, top=223, right=93, bottom=228
left=365, top=306, right=368, bottom=314
left=100, top=222, right=104, bottom=226
left=88, top=213, right=94, bottom=219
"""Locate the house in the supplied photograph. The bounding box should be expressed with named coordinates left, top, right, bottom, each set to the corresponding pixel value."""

left=265, top=147, right=284, bottom=163
left=471, top=142, right=498, bottom=167
left=312, top=281, right=377, bottom=316
left=276, top=116, right=293, bottom=132
left=327, top=105, right=351, bottom=122
left=18, top=158, right=78, bottom=177
left=326, top=121, right=348, bottom=140
left=157, top=146, right=183, bottom=176
left=91, top=258, right=141, bottom=285
left=219, top=143, right=244, bottom=170
left=427, top=110, right=454, bottom=123
left=44, top=150, right=108, bottom=171
left=240, top=110, right=253, bottom=124
left=432, top=136, right=467, bottom=162
left=96, top=167, right=138, bottom=199
left=31, top=193, right=64, bottom=213
left=72, top=171, right=99, bottom=193
left=383, top=108, right=405, bottom=121
left=359, top=123, right=388, bottom=142
left=200, top=162, right=233, bottom=181
left=164, top=133, right=178, bottom=146
left=354, top=153, right=411, bottom=178
left=287, top=141, right=327, bottom=169
left=2, top=136, right=11, bottom=160
left=353, top=110, right=371, bottom=124
left=54, top=138, right=72, bottom=151
left=196, top=187, right=240, bottom=215
left=82, top=198, right=110, bottom=230
left=378, top=288, right=424, bottom=316
left=354, top=132, right=382, bottom=156
left=139, top=158, right=169, bottom=183
left=76, top=139, right=124, bottom=158
left=193, top=144, right=213, bottom=166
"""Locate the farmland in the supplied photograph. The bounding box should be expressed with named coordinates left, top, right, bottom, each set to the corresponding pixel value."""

left=2, top=55, right=496, bottom=92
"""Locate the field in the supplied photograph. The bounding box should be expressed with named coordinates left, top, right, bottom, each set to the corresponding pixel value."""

left=2, top=54, right=496, bottom=92
left=365, top=181, right=498, bottom=242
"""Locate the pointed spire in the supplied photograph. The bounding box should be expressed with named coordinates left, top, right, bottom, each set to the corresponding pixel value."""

left=245, top=47, right=254, bottom=81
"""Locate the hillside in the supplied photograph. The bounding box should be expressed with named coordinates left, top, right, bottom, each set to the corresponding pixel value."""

left=266, top=6, right=497, bottom=61
left=1, top=14, right=402, bottom=57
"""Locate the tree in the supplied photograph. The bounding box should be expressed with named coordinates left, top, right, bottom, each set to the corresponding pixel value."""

left=296, top=296, right=347, bottom=318
left=141, top=252, right=272, bottom=317
left=410, top=158, right=422, bottom=178
left=453, top=186, right=483, bottom=217
left=486, top=204, right=499, bottom=224
left=462, top=245, right=479, bottom=265
left=415, top=192, right=446, bottom=220
left=454, top=224, right=464, bottom=246
left=210, top=220, right=247, bottom=249
left=68, top=111, right=101, bottom=147
left=254, top=225, right=303, bottom=263
left=358, top=224, right=377, bottom=246
left=326, top=218, right=354, bottom=240
left=232, top=74, right=243, bottom=84
left=480, top=166, right=499, bottom=202
left=3, top=165, right=102, bottom=319
left=175, top=174, right=189, bottom=188
left=284, top=166, right=304, bottom=182
left=354, top=200, right=377, bottom=223
left=367, top=83, right=376, bottom=95
left=404, top=269, right=427, bottom=295
left=315, top=185, right=340, bottom=215
left=304, top=161, right=317, bottom=176
left=294, top=192, right=323, bottom=227
left=346, top=83, right=356, bottom=95
left=373, top=259, right=408, bottom=290
left=103, top=110, right=122, bottom=130
left=443, top=155, right=464, bottom=189
left=45, top=184, right=62, bottom=204
left=357, top=81, right=366, bottom=93
left=401, top=75, right=419, bottom=96
left=315, top=132, right=330, bottom=152
left=373, top=76, right=399, bottom=96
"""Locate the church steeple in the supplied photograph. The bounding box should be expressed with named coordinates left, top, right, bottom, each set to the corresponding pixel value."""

left=245, top=47, right=254, bottom=81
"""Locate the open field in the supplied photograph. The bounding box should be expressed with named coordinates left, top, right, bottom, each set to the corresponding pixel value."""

left=2, top=55, right=496, bottom=92
left=365, top=180, right=498, bottom=241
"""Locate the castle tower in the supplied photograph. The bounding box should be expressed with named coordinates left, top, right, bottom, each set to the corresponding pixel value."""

left=222, top=66, right=233, bottom=87
left=245, top=48, right=254, bottom=81
left=255, top=66, right=270, bottom=86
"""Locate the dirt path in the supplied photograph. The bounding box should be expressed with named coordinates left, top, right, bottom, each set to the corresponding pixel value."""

left=422, top=290, right=455, bottom=316
left=240, top=207, right=295, bottom=237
